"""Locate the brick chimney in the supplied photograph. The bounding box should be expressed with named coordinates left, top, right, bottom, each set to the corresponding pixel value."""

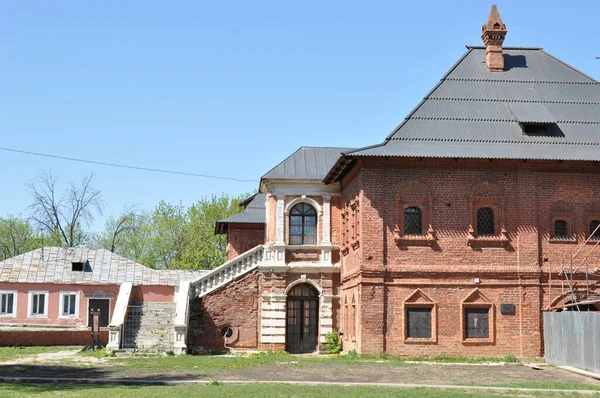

left=481, top=5, right=507, bottom=72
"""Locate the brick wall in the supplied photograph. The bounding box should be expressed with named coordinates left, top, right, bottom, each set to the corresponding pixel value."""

left=0, top=330, right=109, bottom=346
left=337, top=158, right=600, bottom=357
left=226, top=224, right=265, bottom=261
left=189, top=270, right=260, bottom=351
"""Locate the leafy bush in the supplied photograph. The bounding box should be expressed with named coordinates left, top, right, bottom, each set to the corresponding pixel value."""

left=503, top=353, right=518, bottom=363
left=323, top=330, right=342, bottom=354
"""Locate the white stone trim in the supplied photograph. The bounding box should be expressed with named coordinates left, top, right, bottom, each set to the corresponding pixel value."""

left=260, top=294, right=287, bottom=345
left=284, top=196, right=323, bottom=215
left=260, top=264, right=340, bottom=273
left=58, top=291, right=80, bottom=318
left=283, top=277, right=323, bottom=296
left=322, top=195, right=331, bottom=244
left=28, top=291, right=49, bottom=318
left=319, top=295, right=336, bottom=343
left=0, top=290, right=17, bottom=318
left=275, top=197, right=285, bottom=245
left=263, top=181, right=342, bottom=196
left=261, top=335, right=286, bottom=344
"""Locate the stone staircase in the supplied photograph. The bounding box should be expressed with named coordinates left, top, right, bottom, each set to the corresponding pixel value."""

left=122, top=302, right=176, bottom=352
left=190, top=244, right=265, bottom=299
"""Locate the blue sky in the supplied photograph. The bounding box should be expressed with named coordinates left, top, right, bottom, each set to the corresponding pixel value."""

left=0, top=1, right=598, bottom=231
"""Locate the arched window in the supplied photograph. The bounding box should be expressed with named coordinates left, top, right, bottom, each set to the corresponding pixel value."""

left=289, top=203, right=317, bottom=245
left=404, top=207, right=422, bottom=235
left=477, top=207, right=495, bottom=236
left=554, top=220, right=568, bottom=238
left=590, top=220, right=600, bottom=240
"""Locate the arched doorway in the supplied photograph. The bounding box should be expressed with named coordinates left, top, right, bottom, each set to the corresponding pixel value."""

left=286, top=283, right=319, bottom=353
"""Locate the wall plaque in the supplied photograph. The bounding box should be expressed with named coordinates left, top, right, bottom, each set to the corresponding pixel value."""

left=500, top=303, right=515, bottom=315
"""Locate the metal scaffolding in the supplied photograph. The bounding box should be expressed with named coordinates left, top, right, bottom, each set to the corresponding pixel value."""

left=548, top=223, right=600, bottom=311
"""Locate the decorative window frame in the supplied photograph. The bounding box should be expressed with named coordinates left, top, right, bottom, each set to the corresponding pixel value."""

left=461, top=288, right=495, bottom=345
left=341, top=191, right=360, bottom=256
left=0, top=290, right=17, bottom=318
left=28, top=290, right=49, bottom=318
left=467, top=181, right=509, bottom=246
left=58, top=291, right=80, bottom=318
left=341, top=207, right=350, bottom=255
left=350, top=293, right=356, bottom=342
left=349, top=198, right=360, bottom=250
left=548, top=200, right=577, bottom=243
left=403, top=288, right=437, bottom=344
left=584, top=201, right=600, bottom=243
left=284, top=197, right=322, bottom=246
left=393, top=181, right=435, bottom=246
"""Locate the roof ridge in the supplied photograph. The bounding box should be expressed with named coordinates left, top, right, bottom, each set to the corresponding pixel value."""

left=541, top=50, right=600, bottom=84
left=444, top=78, right=598, bottom=85
left=392, top=137, right=600, bottom=146
left=467, top=46, right=543, bottom=50
left=409, top=116, right=600, bottom=124
left=428, top=98, right=600, bottom=105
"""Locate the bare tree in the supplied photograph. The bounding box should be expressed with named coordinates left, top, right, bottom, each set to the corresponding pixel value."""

left=104, top=205, right=139, bottom=252
left=26, top=171, right=104, bottom=247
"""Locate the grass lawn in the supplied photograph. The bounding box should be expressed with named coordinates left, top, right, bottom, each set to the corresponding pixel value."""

left=0, top=346, right=79, bottom=361
left=0, top=383, right=577, bottom=398
left=72, top=350, right=518, bottom=373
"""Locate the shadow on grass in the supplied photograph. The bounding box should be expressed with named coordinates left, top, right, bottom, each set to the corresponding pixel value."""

left=0, top=382, right=122, bottom=394
left=0, top=364, right=205, bottom=387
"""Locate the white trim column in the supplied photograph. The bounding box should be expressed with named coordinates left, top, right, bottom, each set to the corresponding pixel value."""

left=319, top=295, right=334, bottom=343
left=275, top=196, right=285, bottom=245
left=260, top=294, right=287, bottom=344
left=321, top=195, right=333, bottom=265
left=322, top=195, right=331, bottom=244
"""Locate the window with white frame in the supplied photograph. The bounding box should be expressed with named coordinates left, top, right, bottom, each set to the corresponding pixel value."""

left=60, top=292, right=79, bottom=317
left=0, top=291, right=16, bottom=316
left=28, top=291, right=48, bottom=317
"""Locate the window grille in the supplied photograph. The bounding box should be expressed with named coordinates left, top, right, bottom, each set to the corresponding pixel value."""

left=523, top=123, right=551, bottom=136
left=464, top=308, right=489, bottom=339
left=590, top=220, right=600, bottom=240
left=477, top=207, right=495, bottom=236
left=406, top=307, right=432, bottom=339
left=554, top=220, right=568, bottom=238
left=289, top=203, right=317, bottom=245
left=404, top=207, right=422, bottom=235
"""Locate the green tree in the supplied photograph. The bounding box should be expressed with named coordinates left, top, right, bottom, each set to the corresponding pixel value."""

left=0, top=216, right=59, bottom=260
left=95, top=193, right=248, bottom=270
left=178, top=194, right=246, bottom=269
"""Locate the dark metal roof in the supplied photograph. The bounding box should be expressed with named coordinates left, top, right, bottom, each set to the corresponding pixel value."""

left=325, top=47, right=600, bottom=182
left=215, top=194, right=266, bottom=234
left=508, top=103, right=555, bottom=123
left=262, top=147, right=353, bottom=181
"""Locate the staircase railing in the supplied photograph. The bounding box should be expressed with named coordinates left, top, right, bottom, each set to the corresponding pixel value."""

left=106, top=281, right=133, bottom=351
left=190, top=245, right=265, bottom=299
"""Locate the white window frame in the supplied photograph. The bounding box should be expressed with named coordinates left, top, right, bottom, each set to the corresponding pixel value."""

left=59, top=291, right=80, bottom=318
left=0, top=290, right=17, bottom=317
left=28, top=291, right=49, bottom=318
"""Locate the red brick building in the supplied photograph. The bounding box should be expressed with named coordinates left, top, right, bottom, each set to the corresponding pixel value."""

left=187, top=6, right=600, bottom=358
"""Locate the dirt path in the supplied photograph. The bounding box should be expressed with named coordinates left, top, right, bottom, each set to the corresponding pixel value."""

left=224, top=361, right=600, bottom=388
left=0, top=349, right=110, bottom=366
left=0, top=356, right=598, bottom=390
